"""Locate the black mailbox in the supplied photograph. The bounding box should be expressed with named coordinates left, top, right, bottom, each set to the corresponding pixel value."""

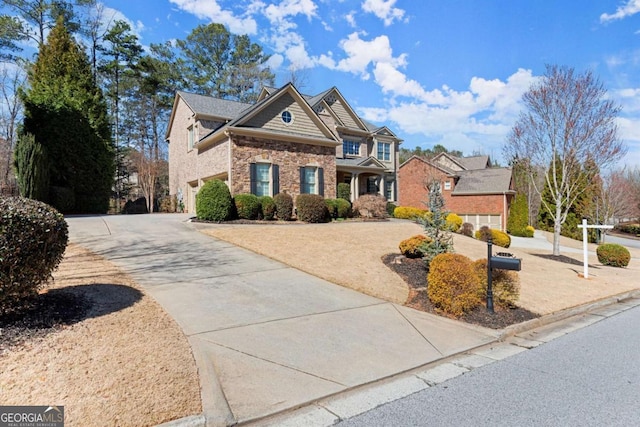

left=486, top=238, right=522, bottom=313
left=490, top=256, right=521, bottom=271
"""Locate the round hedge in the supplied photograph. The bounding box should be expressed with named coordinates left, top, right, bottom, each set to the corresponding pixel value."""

left=234, top=194, right=261, bottom=220
left=399, top=234, right=430, bottom=258
left=475, top=226, right=511, bottom=248
left=596, top=243, right=630, bottom=267
left=196, top=180, right=234, bottom=222
left=296, top=194, right=329, bottom=223
left=427, top=253, right=482, bottom=317
left=273, top=192, right=293, bottom=221
left=472, top=258, right=520, bottom=308
left=1, top=197, right=68, bottom=314
left=258, top=196, right=276, bottom=220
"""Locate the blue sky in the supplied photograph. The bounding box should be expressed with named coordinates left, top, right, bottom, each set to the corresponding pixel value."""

left=7, top=0, right=640, bottom=167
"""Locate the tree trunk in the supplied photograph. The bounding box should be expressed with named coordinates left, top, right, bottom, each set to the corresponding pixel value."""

left=553, top=202, right=562, bottom=255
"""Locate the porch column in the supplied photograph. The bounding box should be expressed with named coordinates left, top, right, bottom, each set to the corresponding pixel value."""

left=378, top=175, right=384, bottom=197
left=352, top=173, right=359, bottom=201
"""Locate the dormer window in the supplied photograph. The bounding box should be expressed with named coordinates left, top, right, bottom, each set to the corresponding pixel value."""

left=281, top=110, right=293, bottom=124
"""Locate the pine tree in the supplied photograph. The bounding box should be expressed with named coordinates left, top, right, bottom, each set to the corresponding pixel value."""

left=420, top=181, right=453, bottom=267
left=17, top=18, right=113, bottom=213
left=14, top=133, right=49, bottom=201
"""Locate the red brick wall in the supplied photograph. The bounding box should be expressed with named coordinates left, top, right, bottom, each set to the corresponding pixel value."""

left=398, top=157, right=511, bottom=228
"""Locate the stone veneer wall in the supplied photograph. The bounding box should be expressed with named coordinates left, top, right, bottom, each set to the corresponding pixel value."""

left=230, top=135, right=337, bottom=199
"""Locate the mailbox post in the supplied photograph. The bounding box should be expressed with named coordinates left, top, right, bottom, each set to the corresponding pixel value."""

left=486, top=238, right=522, bottom=313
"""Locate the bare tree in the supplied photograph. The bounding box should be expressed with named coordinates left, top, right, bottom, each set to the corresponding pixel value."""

left=0, top=61, right=26, bottom=194
left=504, top=65, right=626, bottom=255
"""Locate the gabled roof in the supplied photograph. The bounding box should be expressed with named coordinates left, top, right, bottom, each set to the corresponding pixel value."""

left=198, top=83, right=339, bottom=150
left=399, top=155, right=456, bottom=174
left=452, top=168, right=514, bottom=195
left=457, top=155, right=490, bottom=170
left=178, top=91, right=251, bottom=119
left=431, top=152, right=467, bottom=171
left=336, top=156, right=387, bottom=169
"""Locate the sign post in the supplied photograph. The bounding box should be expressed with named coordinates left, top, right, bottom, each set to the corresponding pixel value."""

left=577, top=219, right=613, bottom=279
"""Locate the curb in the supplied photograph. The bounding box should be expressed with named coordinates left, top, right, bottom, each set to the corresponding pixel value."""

left=498, top=288, right=640, bottom=340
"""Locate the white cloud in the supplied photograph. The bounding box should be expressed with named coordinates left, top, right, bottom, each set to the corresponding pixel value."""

left=345, top=11, right=357, bottom=27
left=600, top=0, right=640, bottom=23
left=264, top=0, right=317, bottom=23
left=358, top=69, right=537, bottom=158
left=331, top=32, right=404, bottom=79
left=168, top=0, right=258, bottom=34
left=361, top=0, right=406, bottom=26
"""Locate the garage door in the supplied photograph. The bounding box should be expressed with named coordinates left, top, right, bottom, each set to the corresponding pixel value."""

left=460, top=214, right=502, bottom=232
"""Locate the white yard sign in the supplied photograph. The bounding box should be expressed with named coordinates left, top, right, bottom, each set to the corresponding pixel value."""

left=577, top=219, right=613, bottom=279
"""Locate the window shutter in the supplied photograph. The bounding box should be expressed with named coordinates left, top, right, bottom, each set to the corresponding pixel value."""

left=250, top=163, right=257, bottom=195
left=272, top=164, right=279, bottom=196
left=299, top=167, right=306, bottom=193
left=318, top=167, right=324, bottom=197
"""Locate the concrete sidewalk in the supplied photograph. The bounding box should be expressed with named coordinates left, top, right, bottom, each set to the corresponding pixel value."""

left=66, top=214, right=499, bottom=426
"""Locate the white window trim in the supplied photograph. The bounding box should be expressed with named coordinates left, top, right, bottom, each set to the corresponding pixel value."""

left=255, top=162, right=273, bottom=197
left=281, top=109, right=294, bottom=125
left=444, top=180, right=451, bottom=190
left=187, top=125, right=195, bottom=151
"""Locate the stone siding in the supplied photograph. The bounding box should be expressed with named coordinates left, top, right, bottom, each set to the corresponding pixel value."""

left=230, top=135, right=336, bottom=199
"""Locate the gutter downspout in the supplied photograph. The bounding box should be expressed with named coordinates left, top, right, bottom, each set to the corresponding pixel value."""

left=226, top=130, right=233, bottom=192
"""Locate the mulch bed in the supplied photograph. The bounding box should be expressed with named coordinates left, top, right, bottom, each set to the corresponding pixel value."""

left=382, top=254, right=539, bottom=329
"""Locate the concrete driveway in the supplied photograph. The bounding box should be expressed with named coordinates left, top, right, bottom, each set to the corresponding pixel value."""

left=66, top=214, right=498, bottom=426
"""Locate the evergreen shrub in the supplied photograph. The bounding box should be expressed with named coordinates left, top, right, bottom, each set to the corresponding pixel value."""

left=472, top=259, right=520, bottom=308
left=399, top=235, right=430, bottom=258
left=296, top=194, right=329, bottom=223
left=49, top=186, right=75, bottom=213
left=0, top=197, right=68, bottom=314
left=446, top=213, right=463, bottom=232
left=337, top=182, right=351, bottom=201
left=524, top=225, right=535, bottom=238
left=393, top=206, right=429, bottom=220
left=596, top=244, right=631, bottom=267
left=234, top=194, right=261, bottom=220
left=122, top=197, right=148, bottom=214
left=274, top=192, right=293, bottom=221
left=353, top=194, right=388, bottom=218
left=475, top=226, right=511, bottom=248
left=507, top=194, right=529, bottom=237
left=258, top=196, right=276, bottom=220
left=196, top=180, right=234, bottom=222
left=427, top=253, right=482, bottom=317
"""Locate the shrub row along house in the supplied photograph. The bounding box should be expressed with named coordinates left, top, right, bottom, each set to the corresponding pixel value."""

left=399, top=152, right=514, bottom=231
left=167, top=83, right=401, bottom=212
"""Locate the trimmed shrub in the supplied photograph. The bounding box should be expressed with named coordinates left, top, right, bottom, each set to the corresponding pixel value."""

left=274, top=192, right=294, bottom=221
left=461, top=222, right=474, bottom=237
left=616, top=223, right=640, bottom=235
left=196, top=180, right=234, bottom=222
left=446, top=213, right=463, bottom=232
left=393, top=206, right=429, bottom=220
left=353, top=194, right=388, bottom=218
left=386, top=202, right=397, bottom=217
left=234, top=194, right=261, bottom=220
left=475, top=226, right=511, bottom=248
left=259, top=196, right=276, bottom=220
left=296, top=194, right=330, bottom=223
left=507, top=193, right=529, bottom=237
left=399, top=235, right=431, bottom=258
left=524, top=225, right=535, bottom=238
left=325, top=198, right=352, bottom=219
left=596, top=243, right=631, bottom=267
left=472, top=259, right=520, bottom=308
left=335, top=198, right=351, bottom=218
left=337, top=182, right=351, bottom=201
left=1, top=197, right=68, bottom=314
left=427, top=253, right=483, bottom=317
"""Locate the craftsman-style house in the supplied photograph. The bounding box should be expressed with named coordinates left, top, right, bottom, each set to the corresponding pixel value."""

left=167, top=83, right=401, bottom=212
left=398, top=152, right=515, bottom=231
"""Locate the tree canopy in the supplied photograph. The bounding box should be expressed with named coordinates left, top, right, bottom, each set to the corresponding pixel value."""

left=504, top=65, right=626, bottom=255
left=16, top=18, right=113, bottom=213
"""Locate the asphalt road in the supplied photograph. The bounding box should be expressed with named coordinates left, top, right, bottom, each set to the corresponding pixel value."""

left=337, top=305, right=640, bottom=427
left=605, top=233, right=640, bottom=250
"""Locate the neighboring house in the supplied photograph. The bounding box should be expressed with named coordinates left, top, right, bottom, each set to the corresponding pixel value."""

left=167, top=83, right=401, bottom=213
left=398, top=152, right=515, bottom=231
